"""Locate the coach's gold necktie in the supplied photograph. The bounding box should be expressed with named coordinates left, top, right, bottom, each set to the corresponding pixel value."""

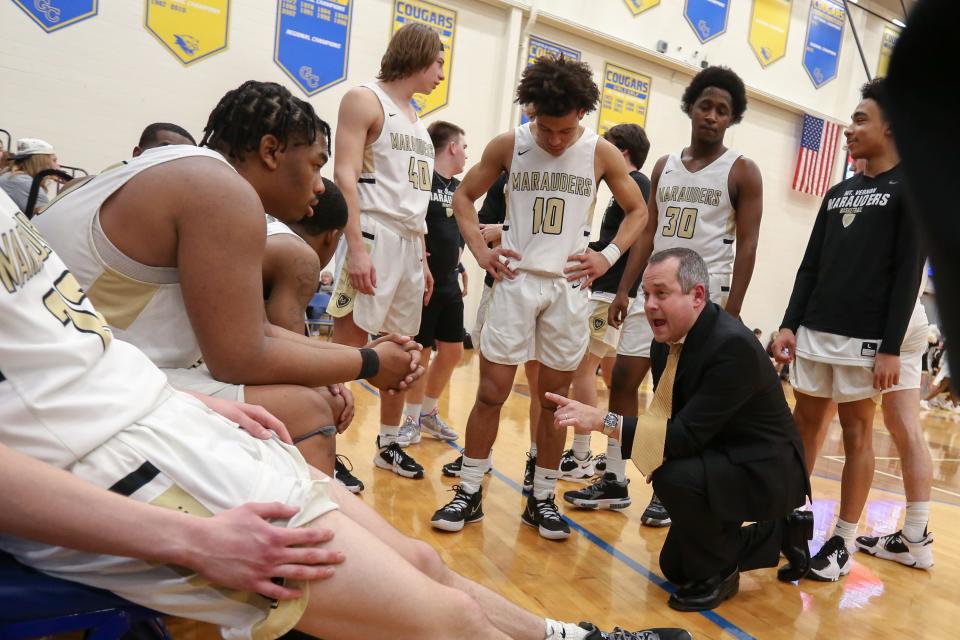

left=630, top=343, right=682, bottom=476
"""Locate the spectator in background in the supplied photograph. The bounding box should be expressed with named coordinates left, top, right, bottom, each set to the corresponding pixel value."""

left=320, top=270, right=335, bottom=293
left=0, top=138, right=60, bottom=212
left=132, top=122, right=196, bottom=157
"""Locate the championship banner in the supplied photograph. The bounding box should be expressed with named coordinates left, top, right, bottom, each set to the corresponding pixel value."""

left=12, top=0, right=97, bottom=32
left=522, top=36, right=581, bottom=124
left=876, top=25, right=899, bottom=77
left=392, top=0, right=456, bottom=117
left=683, top=0, right=730, bottom=44
left=748, top=0, right=792, bottom=67
left=802, top=0, right=845, bottom=88
left=145, top=0, right=229, bottom=65
left=598, top=62, right=652, bottom=135
left=623, top=0, right=659, bottom=16
left=274, top=0, right=352, bottom=96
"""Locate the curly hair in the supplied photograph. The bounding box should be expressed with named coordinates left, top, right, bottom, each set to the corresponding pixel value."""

left=860, top=78, right=889, bottom=119
left=516, top=55, right=600, bottom=118
left=681, top=66, right=747, bottom=124
left=200, top=81, right=331, bottom=161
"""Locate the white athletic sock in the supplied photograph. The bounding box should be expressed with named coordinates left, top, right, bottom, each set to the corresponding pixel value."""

left=605, top=438, right=627, bottom=482
left=572, top=433, right=592, bottom=460
left=529, top=443, right=538, bottom=458
left=422, top=396, right=439, bottom=415
left=903, top=501, right=930, bottom=542
left=459, top=455, right=488, bottom=495
left=833, top=518, right=859, bottom=552
left=403, top=403, right=422, bottom=422
left=532, top=465, right=559, bottom=500
left=379, top=424, right=399, bottom=446
left=544, top=619, right=588, bottom=640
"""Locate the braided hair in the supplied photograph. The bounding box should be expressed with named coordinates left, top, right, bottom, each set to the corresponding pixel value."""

left=200, top=80, right=331, bottom=161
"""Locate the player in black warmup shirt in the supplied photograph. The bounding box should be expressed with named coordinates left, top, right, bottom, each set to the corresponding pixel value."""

left=772, top=78, right=930, bottom=581
left=561, top=125, right=652, bottom=504
left=399, top=121, right=469, bottom=445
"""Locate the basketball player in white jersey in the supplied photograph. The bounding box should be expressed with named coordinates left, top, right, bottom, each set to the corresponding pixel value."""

left=263, top=179, right=366, bottom=493
left=328, top=23, right=443, bottom=480
left=604, top=67, right=763, bottom=526
left=431, top=56, right=647, bottom=540
left=1, top=192, right=690, bottom=640
left=34, top=81, right=424, bottom=478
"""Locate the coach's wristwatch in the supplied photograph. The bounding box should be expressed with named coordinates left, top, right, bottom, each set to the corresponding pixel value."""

left=602, top=412, right=620, bottom=436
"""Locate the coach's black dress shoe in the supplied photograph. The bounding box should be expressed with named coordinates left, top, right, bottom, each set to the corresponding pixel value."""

left=777, top=509, right=814, bottom=582
left=668, top=568, right=739, bottom=611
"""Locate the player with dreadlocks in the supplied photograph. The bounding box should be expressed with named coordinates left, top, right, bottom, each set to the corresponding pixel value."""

left=430, top=55, right=647, bottom=540
left=35, top=80, right=426, bottom=481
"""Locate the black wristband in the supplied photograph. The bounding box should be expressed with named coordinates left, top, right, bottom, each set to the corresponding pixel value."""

left=358, top=348, right=380, bottom=380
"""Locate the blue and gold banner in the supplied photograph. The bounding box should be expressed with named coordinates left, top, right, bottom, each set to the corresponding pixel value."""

left=522, top=36, right=581, bottom=124
left=598, top=62, right=652, bottom=135
left=623, top=0, right=659, bottom=16
left=145, top=0, right=229, bottom=65
left=876, top=24, right=898, bottom=77
left=802, top=0, right=844, bottom=88
left=274, top=0, right=352, bottom=96
left=12, top=0, right=97, bottom=32
left=749, top=0, right=792, bottom=67
left=392, top=0, right=456, bottom=117
left=684, top=0, right=730, bottom=44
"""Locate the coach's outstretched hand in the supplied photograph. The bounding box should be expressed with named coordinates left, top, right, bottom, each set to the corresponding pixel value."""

left=186, top=502, right=343, bottom=600
left=546, top=392, right=607, bottom=435
left=366, top=334, right=425, bottom=394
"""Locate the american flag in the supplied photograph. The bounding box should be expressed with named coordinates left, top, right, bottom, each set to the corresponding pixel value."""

left=792, top=114, right=842, bottom=196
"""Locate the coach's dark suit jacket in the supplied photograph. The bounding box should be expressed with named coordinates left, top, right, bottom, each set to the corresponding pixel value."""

left=623, top=302, right=810, bottom=522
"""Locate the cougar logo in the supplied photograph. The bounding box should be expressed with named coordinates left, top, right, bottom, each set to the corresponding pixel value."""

left=336, top=293, right=351, bottom=308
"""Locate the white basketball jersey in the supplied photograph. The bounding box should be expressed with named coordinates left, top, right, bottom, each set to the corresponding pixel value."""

left=34, top=146, right=233, bottom=369
left=504, top=124, right=599, bottom=277
left=357, top=82, right=435, bottom=237
left=266, top=215, right=301, bottom=239
left=653, top=148, right=740, bottom=276
left=0, top=192, right=168, bottom=469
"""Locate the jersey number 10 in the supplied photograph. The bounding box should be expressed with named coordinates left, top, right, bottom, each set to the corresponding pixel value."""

left=661, top=206, right=698, bottom=239
left=532, top=197, right=565, bottom=235
left=407, top=157, right=432, bottom=192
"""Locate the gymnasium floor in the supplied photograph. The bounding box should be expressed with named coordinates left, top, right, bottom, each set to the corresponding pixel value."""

left=332, top=348, right=960, bottom=640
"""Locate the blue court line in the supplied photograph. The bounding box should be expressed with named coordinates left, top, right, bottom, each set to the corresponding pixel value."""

left=357, top=380, right=755, bottom=639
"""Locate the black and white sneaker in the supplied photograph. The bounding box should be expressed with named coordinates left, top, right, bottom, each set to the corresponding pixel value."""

left=856, top=528, right=934, bottom=569
left=431, top=485, right=484, bottom=532
left=441, top=455, right=492, bottom=477
left=592, top=453, right=607, bottom=475
left=334, top=455, right=364, bottom=493
left=522, top=451, right=536, bottom=493
left=579, top=621, right=693, bottom=640
left=521, top=494, right=570, bottom=540
left=559, top=448, right=595, bottom=479
left=373, top=437, right=424, bottom=479
left=640, top=493, right=671, bottom=527
left=563, top=473, right=631, bottom=510
left=808, top=535, right=852, bottom=581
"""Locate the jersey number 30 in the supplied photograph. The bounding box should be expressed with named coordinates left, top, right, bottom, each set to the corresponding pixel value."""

left=532, top=197, right=565, bottom=235
left=44, top=271, right=112, bottom=349
left=661, top=206, right=698, bottom=239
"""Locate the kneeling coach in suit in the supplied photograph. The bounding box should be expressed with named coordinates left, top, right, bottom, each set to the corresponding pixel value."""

left=548, top=247, right=812, bottom=611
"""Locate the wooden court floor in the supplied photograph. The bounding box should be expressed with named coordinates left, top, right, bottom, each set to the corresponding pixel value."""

left=331, top=349, right=960, bottom=640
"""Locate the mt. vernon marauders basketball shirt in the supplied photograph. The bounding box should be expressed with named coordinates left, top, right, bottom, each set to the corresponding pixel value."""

left=781, top=164, right=925, bottom=356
